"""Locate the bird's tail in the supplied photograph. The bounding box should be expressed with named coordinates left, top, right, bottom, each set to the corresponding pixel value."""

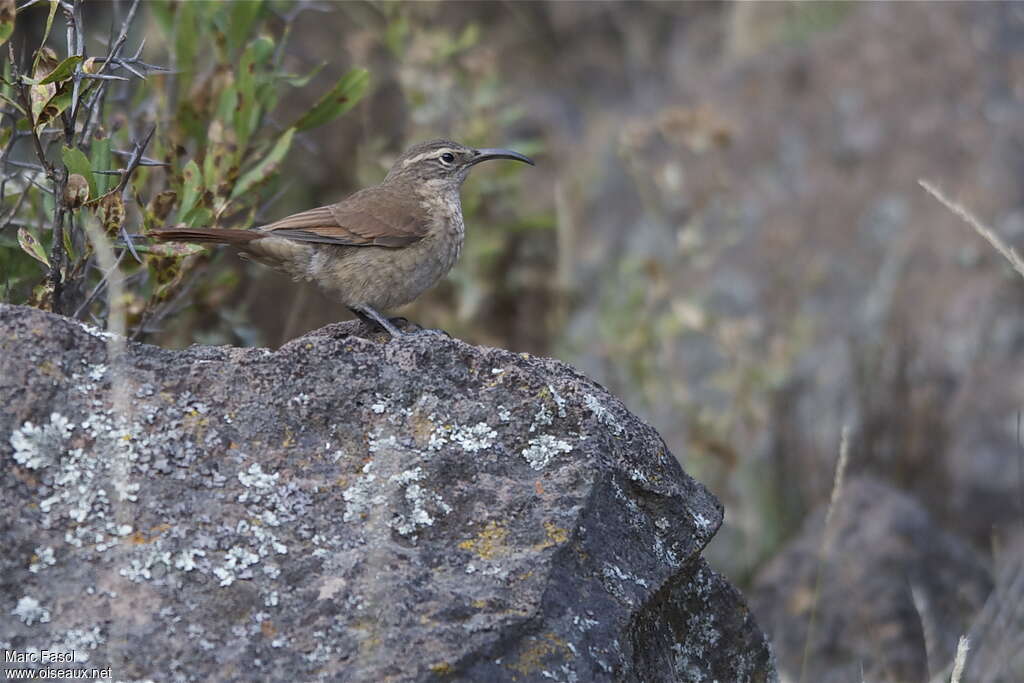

left=149, top=228, right=263, bottom=246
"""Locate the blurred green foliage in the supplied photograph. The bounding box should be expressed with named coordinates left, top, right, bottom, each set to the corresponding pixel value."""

left=1, top=0, right=368, bottom=334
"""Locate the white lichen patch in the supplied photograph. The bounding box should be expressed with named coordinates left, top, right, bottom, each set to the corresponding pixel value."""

left=342, top=462, right=386, bottom=522
left=602, top=563, right=650, bottom=588
left=28, top=546, right=56, bottom=574
left=119, top=541, right=172, bottom=583
left=10, top=412, right=73, bottom=469
left=427, top=416, right=498, bottom=454
left=87, top=364, right=108, bottom=382
left=213, top=546, right=261, bottom=586
left=548, top=384, right=568, bottom=418
left=341, top=461, right=452, bottom=539
left=367, top=426, right=400, bottom=453
left=238, top=462, right=279, bottom=490
left=691, top=511, right=713, bottom=532
left=528, top=403, right=554, bottom=434
left=450, top=422, right=497, bottom=453
left=584, top=393, right=624, bottom=435
left=369, top=393, right=391, bottom=414
left=522, top=434, right=574, bottom=470
left=388, top=467, right=452, bottom=537
left=57, top=626, right=104, bottom=662
left=175, top=548, right=206, bottom=572
left=12, top=596, right=51, bottom=626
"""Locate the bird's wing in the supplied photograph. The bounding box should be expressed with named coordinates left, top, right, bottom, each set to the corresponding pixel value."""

left=259, top=186, right=428, bottom=248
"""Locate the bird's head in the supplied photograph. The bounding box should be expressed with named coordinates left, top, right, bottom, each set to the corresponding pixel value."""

left=384, top=139, right=534, bottom=187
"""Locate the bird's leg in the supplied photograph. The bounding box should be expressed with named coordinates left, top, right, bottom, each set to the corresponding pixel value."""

left=349, top=304, right=405, bottom=338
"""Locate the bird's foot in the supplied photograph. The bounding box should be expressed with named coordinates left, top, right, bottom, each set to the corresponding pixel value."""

left=348, top=306, right=447, bottom=341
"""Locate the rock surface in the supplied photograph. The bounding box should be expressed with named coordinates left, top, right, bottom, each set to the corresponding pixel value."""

left=752, top=477, right=991, bottom=683
left=0, top=304, right=775, bottom=682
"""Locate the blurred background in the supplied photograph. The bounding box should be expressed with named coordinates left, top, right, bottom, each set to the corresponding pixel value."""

left=5, top=1, right=1024, bottom=680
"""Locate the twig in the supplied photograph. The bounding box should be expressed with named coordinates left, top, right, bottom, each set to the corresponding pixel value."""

left=919, top=179, right=1024, bottom=281
left=113, top=125, right=155, bottom=196
left=0, top=183, right=33, bottom=229
left=81, top=73, right=130, bottom=82
left=80, top=0, right=141, bottom=142
left=73, top=248, right=126, bottom=319
left=4, top=159, right=47, bottom=172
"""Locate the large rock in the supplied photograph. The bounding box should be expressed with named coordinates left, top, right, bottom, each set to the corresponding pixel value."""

left=0, top=304, right=775, bottom=682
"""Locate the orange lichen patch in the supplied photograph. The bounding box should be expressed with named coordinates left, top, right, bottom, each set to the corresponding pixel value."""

left=130, top=523, right=171, bottom=545
left=534, top=480, right=545, bottom=496
left=458, top=521, right=508, bottom=560
left=260, top=620, right=276, bottom=638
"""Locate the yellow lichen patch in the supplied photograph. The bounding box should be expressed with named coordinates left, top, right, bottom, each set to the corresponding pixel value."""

left=471, top=599, right=488, bottom=609
left=281, top=428, right=295, bottom=448
left=533, top=521, right=570, bottom=552
left=410, top=412, right=438, bottom=446
left=509, top=633, right=571, bottom=675
left=430, top=662, right=453, bottom=676
left=37, top=360, right=63, bottom=379
left=458, top=521, right=508, bottom=560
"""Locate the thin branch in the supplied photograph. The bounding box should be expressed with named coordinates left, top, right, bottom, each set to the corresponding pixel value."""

left=73, top=248, right=126, bottom=319
left=81, top=72, right=130, bottom=82
left=113, top=124, right=155, bottom=196
left=5, top=159, right=47, bottom=172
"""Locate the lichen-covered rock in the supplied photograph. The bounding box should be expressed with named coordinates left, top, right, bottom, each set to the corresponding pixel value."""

left=0, top=304, right=775, bottom=682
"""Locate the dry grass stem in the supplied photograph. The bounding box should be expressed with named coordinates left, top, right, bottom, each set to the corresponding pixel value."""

left=799, top=425, right=851, bottom=682
left=919, top=179, right=1024, bottom=281
left=950, top=635, right=969, bottom=683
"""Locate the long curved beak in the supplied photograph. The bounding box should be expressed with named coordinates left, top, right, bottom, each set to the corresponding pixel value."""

left=469, top=148, right=535, bottom=166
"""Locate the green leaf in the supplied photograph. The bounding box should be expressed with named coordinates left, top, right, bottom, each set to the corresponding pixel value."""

left=441, top=23, right=480, bottom=60
left=176, top=160, right=203, bottom=223
left=36, top=55, right=83, bottom=85
left=182, top=206, right=213, bottom=228
left=279, top=62, right=325, bottom=88
left=293, top=68, right=369, bottom=132
left=17, top=227, right=49, bottom=267
left=61, top=146, right=95, bottom=198
left=0, top=90, right=25, bottom=114
left=37, top=0, right=58, bottom=54
left=90, top=135, right=112, bottom=195
left=231, top=127, right=294, bottom=199
left=175, top=0, right=199, bottom=79
left=33, top=86, right=71, bottom=131
left=236, top=36, right=274, bottom=150
left=0, top=0, right=15, bottom=49
left=227, top=1, right=264, bottom=57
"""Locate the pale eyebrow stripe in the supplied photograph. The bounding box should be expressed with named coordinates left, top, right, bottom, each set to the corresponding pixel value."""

left=402, top=149, right=457, bottom=167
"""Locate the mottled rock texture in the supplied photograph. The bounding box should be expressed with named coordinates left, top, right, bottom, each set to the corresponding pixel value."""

left=1, top=304, right=775, bottom=682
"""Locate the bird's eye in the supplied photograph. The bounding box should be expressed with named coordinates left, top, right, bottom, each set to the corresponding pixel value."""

left=440, top=152, right=455, bottom=164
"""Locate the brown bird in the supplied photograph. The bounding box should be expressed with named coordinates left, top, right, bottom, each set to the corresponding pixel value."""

left=152, top=139, right=534, bottom=337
